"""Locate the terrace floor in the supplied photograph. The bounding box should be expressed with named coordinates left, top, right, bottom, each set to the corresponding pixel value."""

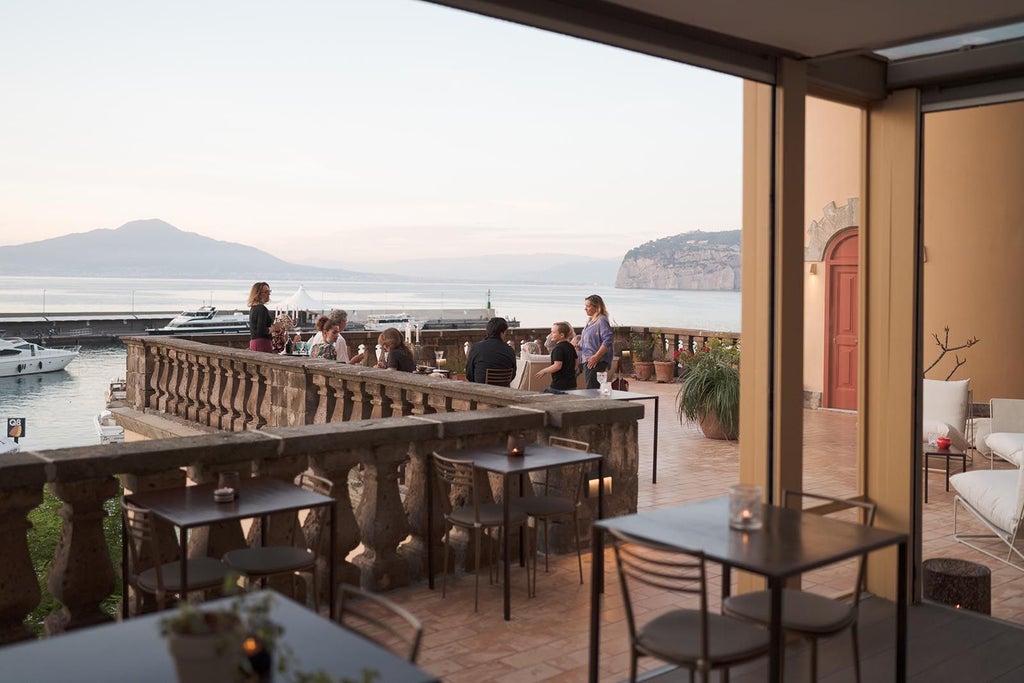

left=378, top=381, right=1024, bottom=682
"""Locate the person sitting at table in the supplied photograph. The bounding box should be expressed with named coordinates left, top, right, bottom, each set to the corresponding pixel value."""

left=535, top=321, right=578, bottom=391
left=375, top=327, right=415, bottom=372
left=466, top=317, right=517, bottom=386
left=306, top=315, right=330, bottom=348
left=308, top=320, right=340, bottom=360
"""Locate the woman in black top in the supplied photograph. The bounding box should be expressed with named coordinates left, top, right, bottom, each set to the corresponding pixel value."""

left=536, top=321, right=578, bottom=390
left=375, top=327, right=416, bottom=372
left=248, top=281, right=274, bottom=353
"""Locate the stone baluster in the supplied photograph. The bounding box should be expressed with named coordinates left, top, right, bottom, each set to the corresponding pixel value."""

left=165, top=348, right=182, bottom=416
left=365, top=380, right=391, bottom=420
left=311, top=374, right=334, bottom=425
left=406, top=388, right=436, bottom=416
left=354, top=446, right=411, bottom=590
left=311, top=452, right=362, bottom=589
left=196, top=355, right=215, bottom=426
left=220, top=356, right=241, bottom=431
left=427, top=392, right=454, bottom=414
left=244, top=359, right=268, bottom=430
left=346, top=374, right=373, bottom=421
left=151, top=346, right=170, bottom=412
left=384, top=385, right=412, bottom=417
left=184, top=351, right=202, bottom=422
left=44, top=477, right=119, bottom=635
left=231, top=357, right=250, bottom=431
left=0, top=486, right=44, bottom=644
left=401, top=442, right=445, bottom=580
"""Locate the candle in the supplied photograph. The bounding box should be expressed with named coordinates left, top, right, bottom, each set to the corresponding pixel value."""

left=728, top=484, right=763, bottom=530
left=438, top=358, right=447, bottom=368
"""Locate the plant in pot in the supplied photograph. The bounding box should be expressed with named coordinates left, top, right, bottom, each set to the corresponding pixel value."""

left=652, top=333, right=676, bottom=383
left=676, top=338, right=740, bottom=440
left=629, top=332, right=655, bottom=381
left=446, top=345, right=468, bottom=380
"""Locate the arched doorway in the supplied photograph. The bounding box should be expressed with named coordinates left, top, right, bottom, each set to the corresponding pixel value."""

left=823, top=228, right=859, bottom=410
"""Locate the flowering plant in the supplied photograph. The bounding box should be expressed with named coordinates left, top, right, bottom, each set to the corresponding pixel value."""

left=676, top=338, right=740, bottom=439
left=270, top=313, right=295, bottom=352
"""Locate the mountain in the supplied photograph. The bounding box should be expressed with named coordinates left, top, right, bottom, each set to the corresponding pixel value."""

left=615, top=229, right=741, bottom=290
left=0, top=219, right=379, bottom=280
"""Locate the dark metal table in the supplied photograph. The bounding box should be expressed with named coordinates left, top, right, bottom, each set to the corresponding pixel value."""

left=923, top=443, right=967, bottom=503
left=428, top=443, right=604, bottom=620
left=0, top=591, right=437, bottom=682
left=124, top=477, right=336, bottom=617
left=588, top=496, right=908, bottom=683
left=564, top=388, right=660, bottom=483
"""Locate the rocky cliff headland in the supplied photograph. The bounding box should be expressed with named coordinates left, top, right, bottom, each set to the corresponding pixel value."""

left=615, top=229, right=741, bottom=290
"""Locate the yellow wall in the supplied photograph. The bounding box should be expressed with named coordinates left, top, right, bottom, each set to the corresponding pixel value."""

left=803, top=97, right=863, bottom=395
left=922, top=101, right=1024, bottom=401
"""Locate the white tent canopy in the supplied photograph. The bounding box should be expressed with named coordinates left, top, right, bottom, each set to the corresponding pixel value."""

left=275, top=285, right=322, bottom=317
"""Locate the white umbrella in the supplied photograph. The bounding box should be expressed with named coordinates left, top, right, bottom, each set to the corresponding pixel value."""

left=275, top=285, right=322, bottom=318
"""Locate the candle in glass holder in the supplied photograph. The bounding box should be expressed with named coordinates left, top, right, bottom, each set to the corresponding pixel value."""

left=507, top=433, right=525, bottom=456
left=438, top=358, right=447, bottom=368
left=728, top=484, right=763, bottom=530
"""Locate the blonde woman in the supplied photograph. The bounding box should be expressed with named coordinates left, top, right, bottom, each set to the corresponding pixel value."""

left=375, top=327, right=415, bottom=372
left=247, top=282, right=274, bottom=353
left=578, top=294, right=613, bottom=389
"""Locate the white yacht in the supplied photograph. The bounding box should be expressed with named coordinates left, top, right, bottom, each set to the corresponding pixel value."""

left=362, top=313, right=424, bottom=332
left=146, top=306, right=250, bottom=335
left=0, top=337, right=79, bottom=377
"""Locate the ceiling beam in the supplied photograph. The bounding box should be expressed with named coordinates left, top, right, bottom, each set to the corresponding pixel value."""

left=888, top=38, right=1024, bottom=89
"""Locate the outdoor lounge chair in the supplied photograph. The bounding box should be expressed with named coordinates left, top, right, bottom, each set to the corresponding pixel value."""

left=985, top=398, right=1024, bottom=467
left=951, top=464, right=1024, bottom=570
left=923, top=378, right=971, bottom=451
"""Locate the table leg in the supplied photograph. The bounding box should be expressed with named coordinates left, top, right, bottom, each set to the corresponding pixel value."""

left=924, top=454, right=930, bottom=504
left=946, top=454, right=951, bottom=492
left=768, top=578, right=783, bottom=683
left=518, top=472, right=526, bottom=568
left=426, top=455, right=435, bottom=590
left=328, top=502, right=336, bottom=620
left=503, top=474, right=511, bottom=621
left=897, top=540, right=907, bottom=682
left=180, top=526, right=188, bottom=602
left=722, top=565, right=732, bottom=602
left=652, top=396, right=659, bottom=484
left=588, top=525, right=603, bottom=683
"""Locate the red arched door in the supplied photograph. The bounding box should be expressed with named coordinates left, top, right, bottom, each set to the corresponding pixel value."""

left=824, top=230, right=859, bottom=410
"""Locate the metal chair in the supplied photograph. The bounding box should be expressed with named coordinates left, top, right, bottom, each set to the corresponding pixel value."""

left=222, top=473, right=333, bottom=612
left=517, top=436, right=589, bottom=588
left=484, top=366, right=516, bottom=386
left=722, top=490, right=877, bottom=683
left=335, top=583, right=424, bottom=663
left=121, top=498, right=232, bottom=612
left=432, top=451, right=532, bottom=611
left=611, top=528, right=771, bottom=683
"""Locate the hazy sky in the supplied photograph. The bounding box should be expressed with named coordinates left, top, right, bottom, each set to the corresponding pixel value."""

left=0, top=0, right=742, bottom=266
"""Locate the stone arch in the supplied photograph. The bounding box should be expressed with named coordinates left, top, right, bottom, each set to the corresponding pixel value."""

left=805, top=197, right=860, bottom=261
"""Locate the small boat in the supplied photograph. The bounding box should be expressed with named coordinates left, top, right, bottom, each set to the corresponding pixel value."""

left=0, top=436, right=19, bottom=454
left=0, top=337, right=79, bottom=377
left=147, top=306, right=250, bottom=335
left=95, top=410, right=125, bottom=444
left=106, top=378, right=127, bottom=405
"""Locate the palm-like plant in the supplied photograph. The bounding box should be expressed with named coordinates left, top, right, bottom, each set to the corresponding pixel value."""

left=676, top=339, right=740, bottom=439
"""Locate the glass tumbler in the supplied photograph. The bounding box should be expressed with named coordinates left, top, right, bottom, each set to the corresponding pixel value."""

left=728, top=484, right=763, bottom=530
left=218, top=471, right=241, bottom=498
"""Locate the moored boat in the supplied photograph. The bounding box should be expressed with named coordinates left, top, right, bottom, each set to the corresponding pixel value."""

left=0, top=337, right=79, bottom=377
left=95, top=410, right=125, bottom=444
left=146, top=306, right=250, bottom=335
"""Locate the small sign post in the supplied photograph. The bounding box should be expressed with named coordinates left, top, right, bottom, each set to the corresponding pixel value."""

left=7, top=417, right=26, bottom=443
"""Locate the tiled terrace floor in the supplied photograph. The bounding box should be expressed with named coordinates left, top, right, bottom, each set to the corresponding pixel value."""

left=381, top=381, right=1024, bottom=681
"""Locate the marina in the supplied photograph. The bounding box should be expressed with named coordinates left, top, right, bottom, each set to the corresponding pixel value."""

left=0, top=337, right=79, bottom=377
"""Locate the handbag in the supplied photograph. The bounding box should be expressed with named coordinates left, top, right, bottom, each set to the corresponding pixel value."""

left=611, top=377, right=629, bottom=392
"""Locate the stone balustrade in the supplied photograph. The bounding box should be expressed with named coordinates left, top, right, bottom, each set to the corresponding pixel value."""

left=0, top=336, right=642, bottom=644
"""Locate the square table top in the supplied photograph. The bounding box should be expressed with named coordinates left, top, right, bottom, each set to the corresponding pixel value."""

left=596, top=496, right=906, bottom=578
left=564, top=388, right=658, bottom=401
left=0, top=591, right=437, bottom=683
left=438, top=443, right=602, bottom=475
left=125, top=477, right=334, bottom=528
left=923, top=442, right=965, bottom=456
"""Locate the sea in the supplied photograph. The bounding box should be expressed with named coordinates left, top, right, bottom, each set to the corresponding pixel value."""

left=0, top=276, right=741, bottom=451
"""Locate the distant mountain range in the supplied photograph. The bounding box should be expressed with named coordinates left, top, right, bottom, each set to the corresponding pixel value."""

left=0, top=219, right=620, bottom=285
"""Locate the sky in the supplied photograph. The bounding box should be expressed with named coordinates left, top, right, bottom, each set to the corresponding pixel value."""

left=0, top=0, right=742, bottom=267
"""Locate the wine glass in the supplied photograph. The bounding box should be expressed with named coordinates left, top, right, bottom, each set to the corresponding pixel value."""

left=435, top=350, right=444, bottom=368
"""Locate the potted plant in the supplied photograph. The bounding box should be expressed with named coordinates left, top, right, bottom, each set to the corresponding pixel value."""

left=629, top=332, right=655, bottom=381
left=676, top=338, right=740, bottom=440
left=652, top=333, right=676, bottom=383
left=446, top=345, right=468, bottom=381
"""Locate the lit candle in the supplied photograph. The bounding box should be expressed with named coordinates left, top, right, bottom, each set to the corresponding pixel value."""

left=741, top=509, right=752, bottom=522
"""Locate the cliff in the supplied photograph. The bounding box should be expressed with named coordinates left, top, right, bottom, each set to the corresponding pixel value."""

left=615, top=230, right=741, bottom=290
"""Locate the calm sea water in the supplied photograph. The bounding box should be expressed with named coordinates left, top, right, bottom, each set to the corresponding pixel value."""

left=0, top=276, right=740, bottom=450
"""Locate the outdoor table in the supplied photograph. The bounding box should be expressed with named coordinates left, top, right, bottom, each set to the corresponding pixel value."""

left=564, top=388, right=660, bottom=483
left=0, top=591, right=438, bottom=683
left=588, top=496, right=908, bottom=683
left=123, top=477, right=336, bottom=618
left=923, top=442, right=967, bottom=503
left=428, top=443, right=605, bottom=620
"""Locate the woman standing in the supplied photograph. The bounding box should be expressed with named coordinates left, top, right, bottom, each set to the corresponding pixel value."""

left=375, top=327, right=415, bottom=372
left=578, top=294, right=614, bottom=389
left=248, top=282, right=274, bottom=353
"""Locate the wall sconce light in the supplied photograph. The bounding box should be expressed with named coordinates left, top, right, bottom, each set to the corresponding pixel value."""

left=808, top=263, right=818, bottom=275
left=587, top=476, right=613, bottom=498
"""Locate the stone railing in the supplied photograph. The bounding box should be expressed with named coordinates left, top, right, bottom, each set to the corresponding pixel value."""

left=0, top=337, right=642, bottom=644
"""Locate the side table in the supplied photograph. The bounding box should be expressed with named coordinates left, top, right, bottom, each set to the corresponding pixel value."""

left=923, top=443, right=967, bottom=503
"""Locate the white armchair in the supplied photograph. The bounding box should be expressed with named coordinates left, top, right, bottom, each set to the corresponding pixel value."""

left=951, top=464, right=1024, bottom=570
left=985, top=398, right=1024, bottom=467
left=922, top=378, right=970, bottom=451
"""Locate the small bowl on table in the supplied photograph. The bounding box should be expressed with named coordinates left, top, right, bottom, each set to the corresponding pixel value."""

left=935, top=436, right=952, bottom=450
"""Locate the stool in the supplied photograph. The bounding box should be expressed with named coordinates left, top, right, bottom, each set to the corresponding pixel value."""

left=922, top=557, right=991, bottom=615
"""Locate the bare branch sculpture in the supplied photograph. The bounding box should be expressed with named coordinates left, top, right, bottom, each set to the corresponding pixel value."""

left=924, top=326, right=980, bottom=379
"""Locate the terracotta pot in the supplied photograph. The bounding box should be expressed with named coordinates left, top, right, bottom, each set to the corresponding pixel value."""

left=633, top=361, right=655, bottom=381
left=653, top=361, right=676, bottom=383
left=698, top=410, right=738, bottom=440
left=166, top=629, right=244, bottom=683
left=449, top=372, right=467, bottom=381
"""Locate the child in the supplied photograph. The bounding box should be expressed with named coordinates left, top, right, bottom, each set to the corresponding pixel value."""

left=535, top=321, right=578, bottom=391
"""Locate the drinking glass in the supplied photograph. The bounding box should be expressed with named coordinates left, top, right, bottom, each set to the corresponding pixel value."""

left=218, top=471, right=241, bottom=498
left=728, top=484, right=763, bottom=530
left=597, top=371, right=611, bottom=395
left=435, top=350, right=444, bottom=366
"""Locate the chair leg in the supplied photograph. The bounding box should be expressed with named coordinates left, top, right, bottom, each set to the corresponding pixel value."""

left=543, top=518, right=551, bottom=573
left=573, top=510, right=583, bottom=584
left=851, top=626, right=861, bottom=683
left=629, top=649, right=638, bottom=683
left=441, top=526, right=451, bottom=599
left=473, top=527, right=482, bottom=612
left=810, top=639, right=818, bottom=681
